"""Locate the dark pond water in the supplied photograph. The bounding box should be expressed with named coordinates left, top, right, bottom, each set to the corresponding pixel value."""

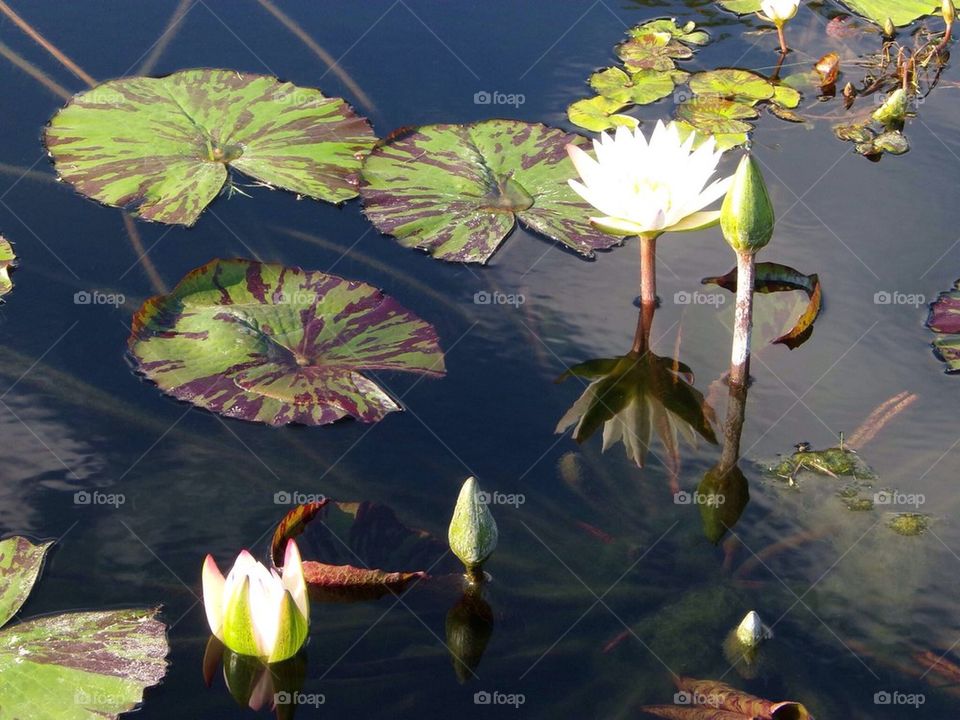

left=2, top=1, right=960, bottom=718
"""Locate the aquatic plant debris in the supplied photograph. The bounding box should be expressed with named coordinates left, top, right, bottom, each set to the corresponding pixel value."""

left=0, top=536, right=168, bottom=719
left=642, top=676, right=814, bottom=718
left=45, top=69, right=376, bottom=225
left=360, top=120, right=621, bottom=263
left=129, top=259, right=445, bottom=426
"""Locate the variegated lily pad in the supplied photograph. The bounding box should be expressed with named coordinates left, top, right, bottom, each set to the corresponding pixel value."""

left=0, top=238, right=14, bottom=300
left=360, top=120, right=621, bottom=263
left=928, top=279, right=960, bottom=372
left=129, top=259, right=445, bottom=425
left=0, top=536, right=168, bottom=719
left=45, top=69, right=376, bottom=226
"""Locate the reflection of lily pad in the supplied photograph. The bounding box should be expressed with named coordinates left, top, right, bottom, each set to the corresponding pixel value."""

left=360, top=120, right=621, bottom=263
left=0, top=238, right=14, bottom=300
left=589, top=67, right=676, bottom=106
left=689, top=69, right=775, bottom=104
left=927, top=279, right=960, bottom=372
left=567, top=96, right=640, bottom=133
left=272, top=501, right=458, bottom=602
left=129, top=259, right=445, bottom=426
left=45, top=69, right=376, bottom=226
left=0, top=537, right=168, bottom=719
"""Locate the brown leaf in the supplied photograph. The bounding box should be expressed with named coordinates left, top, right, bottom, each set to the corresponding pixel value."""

left=270, top=500, right=329, bottom=567
left=815, top=52, right=840, bottom=89
left=640, top=706, right=749, bottom=719
left=302, top=561, right=425, bottom=601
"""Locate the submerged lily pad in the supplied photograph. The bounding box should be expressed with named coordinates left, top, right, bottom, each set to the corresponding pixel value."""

left=703, top=262, right=823, bottom=349
left=567, top=96, right=640, bottom=133
left=360, top=120, right=622, bottom=263
left=0, top=238, right=14, bottom=300
left=0, top=537, right=168, bottom=719
left=888, top=512, right=931, bottom=536
left=129, top=259, right=445, bottom=426
left=927, top=280, right=960, bottom=372
left=45, top=69, right=376, bottom=226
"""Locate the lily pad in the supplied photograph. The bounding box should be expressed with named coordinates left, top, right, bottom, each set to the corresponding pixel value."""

left=360, top=120, right=622, bottom=263
left=703, top=262, right=823, bottom=349
left=631, top=18, right=710, bottom=46
left=616, top=32, right=693, bottom=72
left=772, top=85, right=802, bottom=110
left=271, top=501, right=457, bottom=602
left=927, top=279, right=960, bottom=372
left=567, top=96, right=640, bottom=133
left=45, top=69, right=377, bottom=226
left=0, top=537, right=168, bottom=719
left=838, top=0, right=939, bottom=26
left=0, top=238, right=15, bottom=300
left=674, top=120, right=749, bottom=152
left=688, top=69, right=775, bottom=104
left=128, top=259, right=445, bottom=426
left=675, top=97, right=758, bottom=135
left=716, top=0, right=763, bottom=12
left=589, top=67, right=676, bottom=106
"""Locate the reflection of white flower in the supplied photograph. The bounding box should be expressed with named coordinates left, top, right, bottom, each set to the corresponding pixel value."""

left=202, top=540, right=310, bottom=662
left=759, top=0, right=799, bottom=24
left=566, top=121, right=732, bottom=238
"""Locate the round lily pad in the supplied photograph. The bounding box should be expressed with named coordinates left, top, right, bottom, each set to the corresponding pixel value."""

left=45, top=69, right=377, bottom=226
left=616, top=33, right=693, bottom=72
left=676, top=97, right=758, bottom=135
left=360, top=120, right=622, bottom=264
left=568, top=96, right=640, bottom=133
left=129, top=259, right=445, bottom=425
left=589, top=67, right=677, bottom=106
left=689, top=69, right=775, bottom=104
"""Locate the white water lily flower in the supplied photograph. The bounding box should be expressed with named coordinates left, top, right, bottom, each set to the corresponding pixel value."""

left=759, top=0, right=800, bottom=24
left=566, top=121, right=732, bottom=238
left=202, top=540, right=310, bottom=663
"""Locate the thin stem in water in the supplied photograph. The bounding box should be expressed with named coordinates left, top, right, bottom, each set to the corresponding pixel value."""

left=729, top=251, right=756, bottom=389
left=639, top=233, right=658, bottom=308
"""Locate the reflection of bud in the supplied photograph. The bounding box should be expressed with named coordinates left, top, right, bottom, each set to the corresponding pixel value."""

left=445, top=588, right=495, bottom=683
left=448, top=477, right=498, bottom=575
left=720, top=155, right=775, bottom=256
left=698, top=464, right=749, bottom=544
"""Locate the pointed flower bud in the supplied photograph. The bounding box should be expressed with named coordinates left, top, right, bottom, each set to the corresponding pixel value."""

left=946, top=0, right=956, bottom=24
left=883, top=17, right=896, bottom=38
left=735, top=610, right=774, bottom=648
left=720, top=154, right=775, bottom=256
left=202, top=541, right=310, bottom=663
left=448, top=477, right=498, bottom=572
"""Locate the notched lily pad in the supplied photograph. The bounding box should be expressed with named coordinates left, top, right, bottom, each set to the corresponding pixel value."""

left=45, top=69, right=377, bottom=226
left=703, top=262, right=823, bottom=349
left=0, top=536, right=168, bottom=719
left=589, top=67, right=676, bottom=106
left=129, top=259, right=445, bottom=426
left=272, top=501, right=457, bottom=602
left=360, top=120, right=622, bottom=264
left=0, top=238, right=15, bottom=300
left=567, top=96, right=640, bottom=133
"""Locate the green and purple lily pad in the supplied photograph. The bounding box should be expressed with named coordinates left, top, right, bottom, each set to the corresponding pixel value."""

left=129, top=259, right=446, bottom=425
left=0, top=536, right=168, bottom=719
left=359, top=120, right=623, bottom=264
left=927, top=279, right=960, bottom=372
left=45, top=69, right=376, bottom=226
left=0, top=237, right=15, bottom=300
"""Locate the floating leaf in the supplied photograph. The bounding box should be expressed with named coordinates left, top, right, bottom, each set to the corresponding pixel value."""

left=768, top=104, right=805, bottom=123
left=927, top=279, right=960, bottom=372
left=360, top=120, right=622, bottom=263
left=45, top=69, right=376, bottom=226
left=674, top=121, right=749, bottom=152
left=815, top=53, right=841, bottom=88
left=129, top=259, right=445, bottom=426
left=617, top=33, right=693, bottom=72
left=834, top=123, right=876, bottom=143
left=272, top=501, right=458, bottom=602
left=0, top=238, right=15, bottom=300
left=837, top=0, right=939, bottom=26
left=716, top=0, right=763, bottom=12
left=772, top=85, right=802, bottom=109
left=568, top=96, right=641, bottom=132
left=689, top=69, right=775, bottom=104
left=632, top=18, right=710, bottom=46
left=0, top=537, right=167, bottom=719
left=589, top=67, right=677, bottom=106
left=676, top=98, right=757, bottom=135
left=866, top=130, right=910, bottom=156
left=703, top=262, right=822, bottom=349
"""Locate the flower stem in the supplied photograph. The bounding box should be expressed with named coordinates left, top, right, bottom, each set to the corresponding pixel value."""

left=729, top=251, right=755, bottom=389
left=776, top=23, right=788, bottom=55
left=639, top=233, right=658, bottom=308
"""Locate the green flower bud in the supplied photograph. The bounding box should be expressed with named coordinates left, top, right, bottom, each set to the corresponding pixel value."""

left=946, top=0, right=956, bottom=25
left=883, top=17, right=896, bottom=39
left=720, top=154, right=775, bottom=256
left=872, top=88, right=908, bottom=128
left=448, top=477, right=498, bottom=573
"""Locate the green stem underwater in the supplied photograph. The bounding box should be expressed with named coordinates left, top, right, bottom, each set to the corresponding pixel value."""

left=729, top=251, right=755, bottom=389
